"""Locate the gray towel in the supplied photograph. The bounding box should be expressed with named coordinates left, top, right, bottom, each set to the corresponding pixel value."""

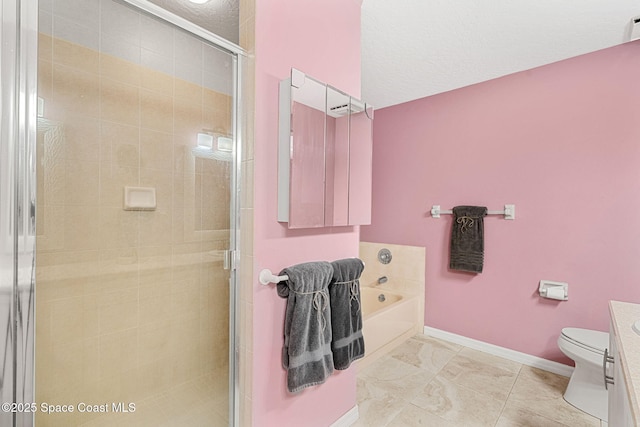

left=329, top=258, right=365, bottom=370
left=450, top=206, right=488, bottom=273
left=277, top=261, right=334, bottom=393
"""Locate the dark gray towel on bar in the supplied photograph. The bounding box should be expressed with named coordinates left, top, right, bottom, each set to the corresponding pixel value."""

left=450, top=206, right=488, bottom=273
left=277, top=261, right=334, bottom=393
left=329, top=258, right=365, bottom=370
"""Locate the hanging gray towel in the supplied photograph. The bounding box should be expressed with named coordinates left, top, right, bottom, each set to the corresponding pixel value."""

left=450, top=206, right=488, bottom=273
left=329, top=258, right=365, bottom=370
left=277, top=261, right=334, bottom=393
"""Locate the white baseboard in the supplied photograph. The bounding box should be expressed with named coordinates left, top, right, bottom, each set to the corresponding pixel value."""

left=423, top=326, right=574, bottom=378
left=330, top=405, right=359, bottom=427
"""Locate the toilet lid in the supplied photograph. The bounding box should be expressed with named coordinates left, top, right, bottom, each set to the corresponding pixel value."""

left=561, top=328, right=609, bottom=353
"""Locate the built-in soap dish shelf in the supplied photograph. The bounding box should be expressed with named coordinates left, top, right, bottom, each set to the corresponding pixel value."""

left=123, top=186, right=156, bottom=211
left=632, top=320, right=640, bottom=336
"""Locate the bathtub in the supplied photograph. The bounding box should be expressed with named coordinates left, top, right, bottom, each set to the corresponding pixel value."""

left=358, top=286, right=421, bottom=368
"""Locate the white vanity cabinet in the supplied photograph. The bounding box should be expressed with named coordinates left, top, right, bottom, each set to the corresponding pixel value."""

left=607, top=321, right=634, bottom=426
left=607, top=301, right=640, bottom=427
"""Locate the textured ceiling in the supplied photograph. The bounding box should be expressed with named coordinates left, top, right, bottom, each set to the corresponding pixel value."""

left=362, top=0, right=640, bottom=109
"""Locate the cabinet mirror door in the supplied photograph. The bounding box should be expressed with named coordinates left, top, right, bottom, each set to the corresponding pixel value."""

left=278, top=69, right=374, bottom=228
left=288, top=73, right=327, bottom=228
left=325, top=86, right=350, bottom=226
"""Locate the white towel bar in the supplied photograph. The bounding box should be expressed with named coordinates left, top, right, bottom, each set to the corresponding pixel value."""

left=430, top=204, right=515, bottom=220
left=259, top=269, right=289, bottom=285
left=259, top=259, right=365, bottom=286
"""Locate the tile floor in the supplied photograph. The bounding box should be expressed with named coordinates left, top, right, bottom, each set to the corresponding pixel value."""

left=355, top=334, right=607, bottom=427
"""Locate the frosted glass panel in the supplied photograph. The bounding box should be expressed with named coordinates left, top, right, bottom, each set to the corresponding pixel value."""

left=35, top=1, right=236, bottom=425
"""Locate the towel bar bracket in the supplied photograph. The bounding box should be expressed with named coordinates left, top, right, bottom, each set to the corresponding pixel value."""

left=259, top=269, right=289, bottom=285
left=431, top=204, right=515, bottom=220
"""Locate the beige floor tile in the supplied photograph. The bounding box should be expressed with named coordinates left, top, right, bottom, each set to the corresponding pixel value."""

left=412, top=333, right=464, bottom=352
left=389, top=336, right=461, bottom=373
left=495, top=403, right=572, bottom=427
left=356, top=376, right=411, bottom=427
left=510, top=365, right=569, bottom=399
left=358, top=335, right=603, bottom=427
left=410, top=375, right=505, bottom=427
left=357, top=355, right=435, bottom=426
left=506, top=366, right=600, bottom=427
left=387, top=403, right=459, bottom=427
left=359, top=354, right=430, bottom=384
left=439, top=349, right=521, bottom=401
left=457, top=347, right=522, bottom=374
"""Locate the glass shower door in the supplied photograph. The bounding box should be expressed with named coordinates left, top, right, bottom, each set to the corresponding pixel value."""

left=35, top=0, right=239, bottom=425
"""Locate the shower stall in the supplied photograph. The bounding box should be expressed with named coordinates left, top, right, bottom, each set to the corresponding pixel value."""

left=1, top=0, right=244, bottom=425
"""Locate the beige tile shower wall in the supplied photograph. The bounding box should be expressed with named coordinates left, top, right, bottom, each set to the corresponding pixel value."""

left=239, top=0, right=256, bottom=424
left=359, top=241, right=426, bottom=297
left=36, top=33, right=232, bottom=425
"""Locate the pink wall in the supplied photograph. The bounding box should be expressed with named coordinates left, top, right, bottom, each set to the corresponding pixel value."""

left=253, top=0, right=362, bottom=425
left=361, top=40, right=640, bottom=364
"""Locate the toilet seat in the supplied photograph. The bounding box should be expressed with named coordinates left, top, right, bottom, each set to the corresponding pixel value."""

left=560, top=328, right=608, bottom=355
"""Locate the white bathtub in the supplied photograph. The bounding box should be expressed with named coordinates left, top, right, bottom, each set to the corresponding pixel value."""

left=358, top=286, right=420, bottom=367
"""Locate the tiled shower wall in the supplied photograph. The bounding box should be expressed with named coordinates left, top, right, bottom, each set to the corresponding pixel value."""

left=35, top=4, right=234, bottom=425
left=238, top=0, right=256, bottom=424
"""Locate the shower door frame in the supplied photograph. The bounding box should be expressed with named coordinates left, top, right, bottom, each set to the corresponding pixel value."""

left=123, top=3, right=246, bottom=425
left=1, top=0, right=38, bottom=426
left=2, top=0, right=246, bottom=425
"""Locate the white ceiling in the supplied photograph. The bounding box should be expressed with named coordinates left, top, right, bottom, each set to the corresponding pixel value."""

left=361, top=0, right=640, bottom=109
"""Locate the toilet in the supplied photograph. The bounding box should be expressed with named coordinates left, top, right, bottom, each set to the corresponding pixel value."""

left=557, top=327, right=609, bottom=421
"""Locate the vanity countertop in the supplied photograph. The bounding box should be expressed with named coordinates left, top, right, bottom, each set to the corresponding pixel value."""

left=609, top=300, right=640, bottom=425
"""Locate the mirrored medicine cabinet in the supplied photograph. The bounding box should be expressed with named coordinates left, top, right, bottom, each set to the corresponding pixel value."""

left=278, top=68, right=374, bottom=229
